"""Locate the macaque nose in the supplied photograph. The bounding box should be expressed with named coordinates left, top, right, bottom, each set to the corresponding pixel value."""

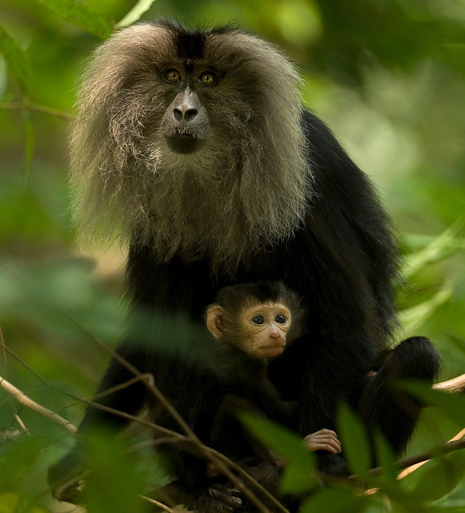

left=172, top=90, right=200, bottom=123
left=269, top=326, right=281, bottom=339
left=173, top=107, right=198, bottom=122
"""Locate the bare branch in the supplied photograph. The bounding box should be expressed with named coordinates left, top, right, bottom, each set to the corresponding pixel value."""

left=434, top=374, right=465, bottom=394
left=63, top=387, right=286, bottom=513
left=397, top=437, right=465, bottom=471
left=0, top=375, right=77, bottom=434
left=397, top=428, right=465, bottom=479
left=140, top=495, right=177, bottom=513
left=0, top=101, right=74, bottom=121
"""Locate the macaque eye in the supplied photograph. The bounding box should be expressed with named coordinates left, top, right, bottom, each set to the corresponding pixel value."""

left=164, top=69, right=182, bottom=83
left=275, top=315, right=287, bottom=324
left=198, top=72, right=217, bottom=86
left=253, top=315, right=265, bottom=325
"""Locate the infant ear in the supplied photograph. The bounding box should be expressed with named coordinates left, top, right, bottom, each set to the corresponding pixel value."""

left=206, top=306, right=224, bottom=339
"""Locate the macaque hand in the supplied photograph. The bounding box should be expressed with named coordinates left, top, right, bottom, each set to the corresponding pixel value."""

left=303, top=429, right=342, bottom=454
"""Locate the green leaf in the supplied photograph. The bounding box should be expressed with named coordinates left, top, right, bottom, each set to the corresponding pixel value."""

left=34, top=0, right=114, bottom=40
left=401, top=217, right=465, bottom=279
left=401, top=382, right=465, bottom=428
left=300, top=487, right=367, bottom=513
left=22, top=108, right=35, bottom=179
left=372, top=430, right=398, bottom=484
left=425, top=505, right=465, bottom=513
left=238, top=412, right=318, bottom=494
left=84, top=432, right=148, bottom=513
left=409, top=451, right=465, bottom=503
left=0, top=24, right=33, bottom=94
left=0, top=436, right=44, bottom=492
left=0, top=493, right=50, bottom=513
left=398, top=282, right=453, bottom=334
left=337, top=403, right=372, bottom=476
left=117, top=0, right=158, bottom=29
left=0, top=54, right=8, bottom=98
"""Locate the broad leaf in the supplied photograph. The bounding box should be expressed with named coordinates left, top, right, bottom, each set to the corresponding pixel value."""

left=238, top=412, right=318, bottom=494
left=34, top=0, right=113, bottom=39
left=401, top=217, right=465, bottom=279
left=117, top=0, right=158, bottom=29
left=0, top=25, right=32, bottom=93
left=409, top=451, right=465, bottom=503
left=337, top=403, right=372, bottom=476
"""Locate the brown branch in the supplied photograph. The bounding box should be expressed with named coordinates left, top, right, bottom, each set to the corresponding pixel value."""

left=140, top=495, right=177, bottom=513
left=52, top=312, right=286, bottom=513
left=397, top=437, right=465, bottom=471
left=0, top=347, right=283, bottom=513
left=0, top=375, right=77, bottom=434
left=0, top=101, right=74, bottom=121
left=433, top=374, right=465, bottom=394
left=397, top=428, right=465, bottom=479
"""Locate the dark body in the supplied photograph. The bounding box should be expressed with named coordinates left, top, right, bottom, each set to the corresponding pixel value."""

left=49, top=21, right=440, bottom=512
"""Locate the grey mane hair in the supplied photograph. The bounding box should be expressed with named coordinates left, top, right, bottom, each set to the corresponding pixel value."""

left=70, top=22, right=313, bottom=274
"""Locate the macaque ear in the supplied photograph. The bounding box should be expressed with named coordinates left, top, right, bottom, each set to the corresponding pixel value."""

left=206, top=306, right=224, bottom=338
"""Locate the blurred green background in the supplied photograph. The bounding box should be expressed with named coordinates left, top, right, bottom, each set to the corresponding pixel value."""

left=1, top=1, right=465, bottom=512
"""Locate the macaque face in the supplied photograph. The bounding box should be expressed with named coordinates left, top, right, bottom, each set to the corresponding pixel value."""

left=240, top=302, right=292, bottom=359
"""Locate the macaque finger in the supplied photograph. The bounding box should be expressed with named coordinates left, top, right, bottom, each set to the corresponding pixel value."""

left=303, top=429, right=342, bottom=454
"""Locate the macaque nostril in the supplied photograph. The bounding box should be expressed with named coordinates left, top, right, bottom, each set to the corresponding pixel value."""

left=173, top=108, right=198, bottom=123
left=185, top=109, right=198, bottom=122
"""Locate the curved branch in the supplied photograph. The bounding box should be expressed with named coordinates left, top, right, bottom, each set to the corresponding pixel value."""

left=433, top=374, right=465, bottom=394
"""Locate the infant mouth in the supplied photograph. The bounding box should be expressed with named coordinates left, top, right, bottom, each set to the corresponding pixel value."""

left=259, top=345, right=285, bottom=358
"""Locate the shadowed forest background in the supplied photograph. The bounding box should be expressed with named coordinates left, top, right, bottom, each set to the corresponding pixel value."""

left=1, top=1, right=465, bottom=512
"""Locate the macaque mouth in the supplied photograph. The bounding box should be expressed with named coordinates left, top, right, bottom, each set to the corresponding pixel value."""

left=259, top=345, right=286, bottom=358
left=166, top=133, right=206, bottom=154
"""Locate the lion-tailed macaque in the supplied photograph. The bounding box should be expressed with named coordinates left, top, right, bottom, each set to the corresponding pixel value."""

left=49, top=19, right=440, bottom=513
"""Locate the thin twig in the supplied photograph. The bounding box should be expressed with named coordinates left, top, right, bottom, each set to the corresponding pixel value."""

left=0, top=101, right=74, bottom=121
left=140, top=495, right=177, bottom=513
left=0, top=375, right=77, bottom=434
left=0, top=342, right=49, bottom=385
left=397, top=428, right=465, bottom=479
left=59, top=381, right=287, bottom=513
left=52, top=312, right=283, bottom=513
left=398, top=438, right=465, bottom=470
left=365, top=433, right=465, bottom=480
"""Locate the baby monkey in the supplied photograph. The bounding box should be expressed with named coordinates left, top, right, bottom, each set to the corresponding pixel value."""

left=206, top=280, right=300, bottom=360
left=206, top=281, right=341, bottom=467
left=159, top=282, right=340, bottom=511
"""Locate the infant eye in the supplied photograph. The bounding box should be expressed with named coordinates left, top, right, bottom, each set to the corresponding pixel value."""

left=253, top=316, right=265, bottom=325
left=276, top=315, right=287, bottom=323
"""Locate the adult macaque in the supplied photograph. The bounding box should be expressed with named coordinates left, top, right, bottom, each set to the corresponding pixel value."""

left=49, top=20, right=441, bottom=513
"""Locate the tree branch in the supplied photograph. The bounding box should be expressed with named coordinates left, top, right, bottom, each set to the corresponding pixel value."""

left=0, top=375, right=77, bottom=434
left=396, top=427, right=465, bottom=479
left=0, top=101, right=74, bottom=121
left=433, top=373, right=465, bottom=394
left=397, top=436, right=465, bottom=471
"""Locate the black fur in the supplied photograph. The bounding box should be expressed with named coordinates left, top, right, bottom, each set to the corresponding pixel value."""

left=49, top=53, right=440, bottom=511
